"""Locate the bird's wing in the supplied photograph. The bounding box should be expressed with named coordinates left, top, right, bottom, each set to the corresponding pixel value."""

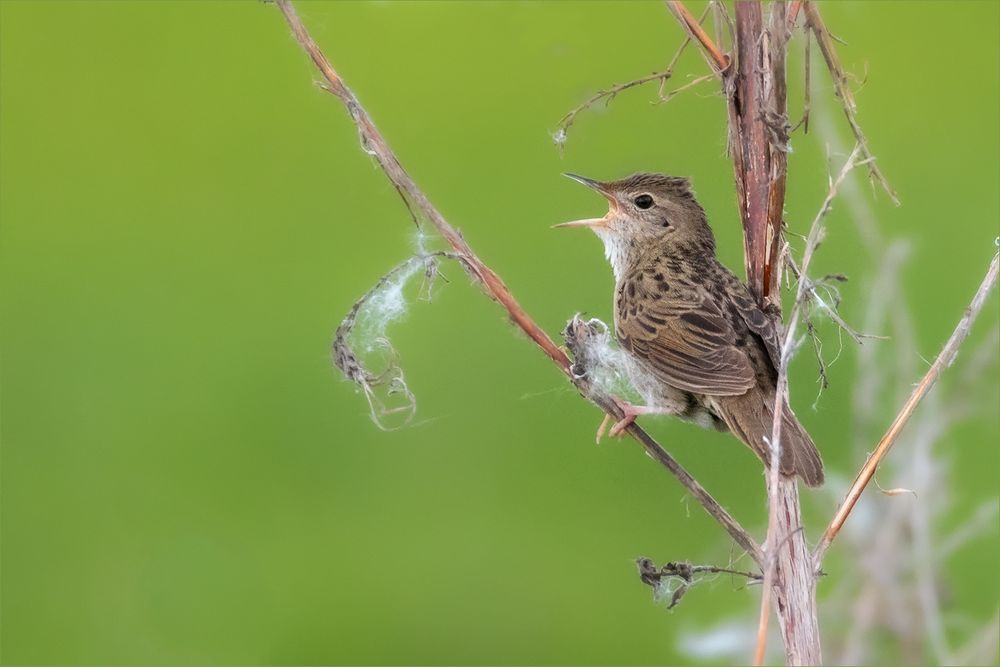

left=728, top=289, right=783, bottom=376
left=617, top=281, right=756, bottom=396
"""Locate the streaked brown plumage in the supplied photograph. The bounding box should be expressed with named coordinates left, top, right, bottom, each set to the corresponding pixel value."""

left=557, top=172, right=824, bottom=487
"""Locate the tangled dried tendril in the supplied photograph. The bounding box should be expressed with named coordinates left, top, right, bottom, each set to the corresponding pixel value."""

left=636, top=558, right=762, bottom=611
left=333, top=251, right=470, bottom=429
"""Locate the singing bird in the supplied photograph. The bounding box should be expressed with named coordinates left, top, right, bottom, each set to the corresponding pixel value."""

left=556, top=172, right=824, bottom=487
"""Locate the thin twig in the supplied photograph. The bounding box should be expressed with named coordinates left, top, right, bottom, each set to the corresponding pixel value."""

left=794, top=145, right=866, bottom=304
left=790, top=28, right=811, bottom=133
left=664, top=0, right=731, bottom=73
left=556, top=71, right=670, bottom=144
left=814, top=250, right=1000, bottom=565
left=804, top=318, right=829, bottom=391
left=711, top=0, right=735, bottom=54
left=273, top=0, right=762, bottom=565
left=784, top=254, right=885, bottom=345
left=657, top=73, right=715, bottom=104
left=556, top=3, right=713, bottom=142
left=787, top=0, right=803, bottom=28
left=803, top=2, right=899, bottom=204
left=710, top=0, right=725, bottom=58
left=753, top=483, right=778, bottom=665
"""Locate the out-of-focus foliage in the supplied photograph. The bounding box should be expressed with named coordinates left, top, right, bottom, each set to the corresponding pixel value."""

left=1, top=2, right=996, bottom=664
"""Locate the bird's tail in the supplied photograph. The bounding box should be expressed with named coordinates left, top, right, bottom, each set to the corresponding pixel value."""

left=713, top=392, right=825, bottom=487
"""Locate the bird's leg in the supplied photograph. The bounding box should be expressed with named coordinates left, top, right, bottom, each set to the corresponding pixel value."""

left=595, top=397, right=676, bottom=443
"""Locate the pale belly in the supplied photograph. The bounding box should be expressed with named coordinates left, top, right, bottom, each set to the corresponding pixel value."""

left=626, top=354, right=729, bottom=432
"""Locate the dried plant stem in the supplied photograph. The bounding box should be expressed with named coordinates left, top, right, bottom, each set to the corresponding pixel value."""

left=275, top=0, right=565, bottom=372
left=664, top=1, right=731, bottom=73
left=803, top=2, right=899, bottom=204
left=787, top=0, right=803, bottom=28
left=558, top=70, right=675, bottom=132
left=666, top=2, right=991, bottom=663
left=754, top=143, right=865, bottom=665
left=709, top=1, right=821, bottom=663
left=557, top=3, right=712, bottom=140
left=623, top=409, right=762, bottom=562
left=273, top=0, right=762, bottom=565
left=726, top=0, right=789, bottom=308
left=784, top=255, right=881, bottom=346
left=669, top=0, right=821, bottom=660
left=564, top=318, right=763, bottom=562
left=753, top=482, right=779, bottom=665
left=814, top=250, right=1000, bottom=565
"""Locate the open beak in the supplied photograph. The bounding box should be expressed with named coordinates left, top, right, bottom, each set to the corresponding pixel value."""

left=553, top=173, right=615, bottom=229
left=552, top=217, right=605, bottom=229
left=563, top=173, right=607, bottom=192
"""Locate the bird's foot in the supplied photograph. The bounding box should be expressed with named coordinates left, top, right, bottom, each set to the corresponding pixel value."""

left=596, top=398, right=673, bottom=443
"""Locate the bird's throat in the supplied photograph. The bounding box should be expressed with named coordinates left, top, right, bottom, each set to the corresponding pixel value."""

left=596, top=230, right=631, bottom=283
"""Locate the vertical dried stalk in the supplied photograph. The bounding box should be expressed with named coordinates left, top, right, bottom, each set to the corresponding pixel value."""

left=728, top=1, right=787, bottom=308
left=725, top=2, right=822, bottom=665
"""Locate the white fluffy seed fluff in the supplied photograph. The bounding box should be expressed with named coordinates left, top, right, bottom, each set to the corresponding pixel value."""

left=355, top=260, right=422, bottom=353
left=575, top=317, right=664, bottom=408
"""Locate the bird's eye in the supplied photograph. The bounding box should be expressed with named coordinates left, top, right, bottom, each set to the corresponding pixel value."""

left=634, top=194, right=654, bottom=209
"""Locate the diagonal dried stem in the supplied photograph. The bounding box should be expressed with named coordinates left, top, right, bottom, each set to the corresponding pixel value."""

left=803, top=2, right=899, bottom=204
left=664, top=0, right=731, bottom=73
left=814, top=250, right=999, bottom=565
left=273, top=0, right=762, bottom=565
left=787, top=0, right=803, bottom=28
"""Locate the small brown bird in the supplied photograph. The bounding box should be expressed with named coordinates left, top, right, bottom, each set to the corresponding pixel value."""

left=556, top=172, right=824, bottom=487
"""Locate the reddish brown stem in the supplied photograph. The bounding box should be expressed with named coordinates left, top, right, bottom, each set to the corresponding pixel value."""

left=727, top=0, right=787, bottom=307
left=273, top=0, right=762, bottom=565
left=276, top=1, right=567, bottom=373
left=787, top=0, right=802, bottom=28
left=664, top=1, right=731, bottom=73
left=725, top=2, right=819, bottom=664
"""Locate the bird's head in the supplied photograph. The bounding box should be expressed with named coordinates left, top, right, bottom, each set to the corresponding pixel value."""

left=555, top=172, right=715, bottom=280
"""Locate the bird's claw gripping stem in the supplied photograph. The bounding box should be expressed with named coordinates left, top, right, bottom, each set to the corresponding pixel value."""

left=595, top=397, right=673, bottom=443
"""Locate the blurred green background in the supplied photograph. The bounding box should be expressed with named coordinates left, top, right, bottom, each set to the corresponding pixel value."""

left=1, top=1, right=997, bottom=664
